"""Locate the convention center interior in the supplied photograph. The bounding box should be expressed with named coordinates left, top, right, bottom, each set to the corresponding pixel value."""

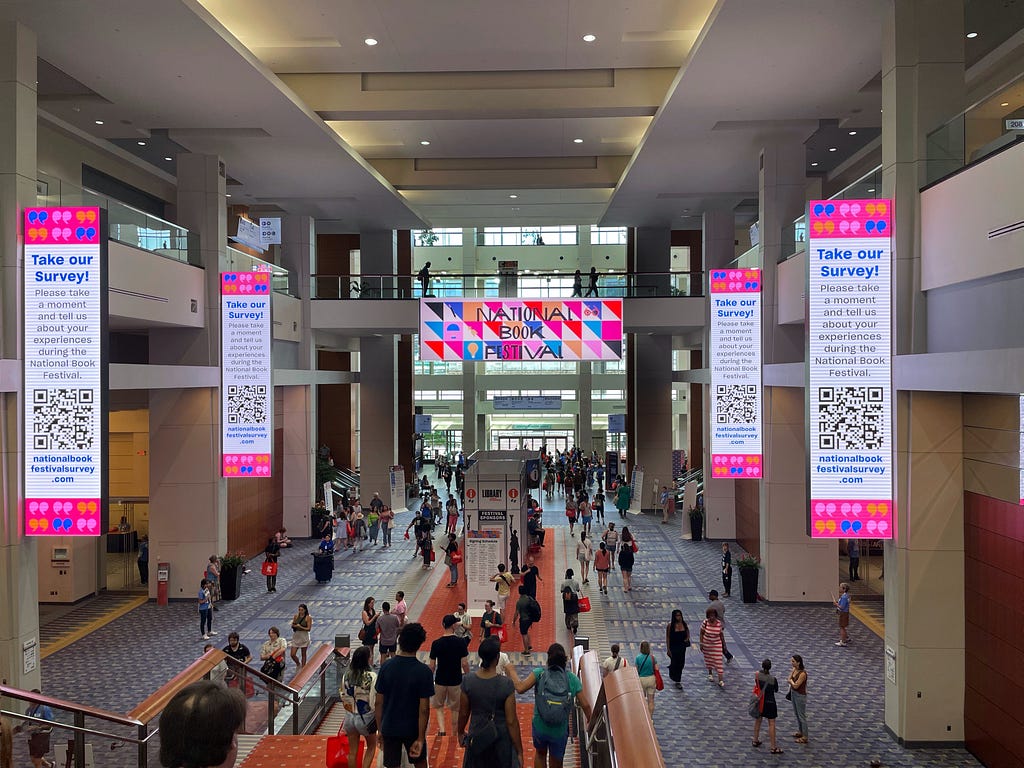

left=1, top=1, right=1023, bottom=767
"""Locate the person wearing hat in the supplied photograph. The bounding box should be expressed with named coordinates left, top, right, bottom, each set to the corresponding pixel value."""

left=428, top=614, right=469, bottom=736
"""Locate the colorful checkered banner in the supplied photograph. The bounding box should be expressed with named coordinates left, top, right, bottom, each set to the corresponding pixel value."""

left=419, top=298, right=623, bottom=361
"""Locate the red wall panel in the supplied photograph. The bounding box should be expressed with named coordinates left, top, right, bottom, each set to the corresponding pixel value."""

left=964, top=490, right=1024, bottom=768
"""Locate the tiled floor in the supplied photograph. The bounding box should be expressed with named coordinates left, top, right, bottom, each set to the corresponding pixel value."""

left=31, top=494, right=981, bottom=768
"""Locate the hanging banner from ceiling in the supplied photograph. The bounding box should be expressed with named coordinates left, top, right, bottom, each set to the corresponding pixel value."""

left=708, top=268, right=762, bottom=480
left=807, top=199, right=894, bottom=539
left=419, top=298, right=623, bottom=361
left=23, top=207, right=107, bottom=536
left=221, top=272, right=272, bottom=477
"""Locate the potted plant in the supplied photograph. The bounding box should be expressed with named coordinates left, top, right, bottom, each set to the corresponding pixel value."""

left=736, top=553, right=761, bottom=603
left=688, top=505, right=704, bottom=541
left=219, top=551, right=247, bottom=601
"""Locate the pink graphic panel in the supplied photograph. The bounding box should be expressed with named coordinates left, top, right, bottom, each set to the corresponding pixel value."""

left=25, top=498, right=101, bottom=535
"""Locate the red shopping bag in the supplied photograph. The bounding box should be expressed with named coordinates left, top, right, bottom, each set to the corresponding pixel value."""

left=326, top=730, right=363, bottom=768
left=451, top=552, right=463, bottom=564
left=261, top=560, right=278, bottom=576
left=578, top=596, right=592, bottom=613
left=494, top=625, right=508, bottom=643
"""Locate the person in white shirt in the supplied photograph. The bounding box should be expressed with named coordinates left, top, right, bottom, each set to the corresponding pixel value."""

left=601, top=644, right=626, bottom=676
left=576, top=532, right=593, bottom=584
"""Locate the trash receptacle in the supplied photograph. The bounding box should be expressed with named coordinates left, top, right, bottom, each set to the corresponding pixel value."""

left=574, top=635, right=590, bottom=651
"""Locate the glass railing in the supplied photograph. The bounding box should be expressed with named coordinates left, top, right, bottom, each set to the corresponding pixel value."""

left=312, top=271, right=703, bottom=299
left=224, top=246, right=293, bottom=295
left=780, top=165, right=884, bottom=263
left=36, top=172, right=198, bottom=265
left=925, top=73, right=1024, bottom=186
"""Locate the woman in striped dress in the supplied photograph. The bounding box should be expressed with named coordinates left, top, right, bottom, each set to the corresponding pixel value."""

left=699, top=606, right=726, bottom=688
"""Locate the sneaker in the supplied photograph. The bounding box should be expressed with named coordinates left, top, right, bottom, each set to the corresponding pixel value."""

left=675, top=682, right=682, bottom=690
left=202, top=634, right=210, bottom=640
left=718, top=680, right=725, bottom=688
left=707, top=672, right=713, bottom=681
left=210, top=630, right=218, bottom=635
left=834, top=641, right=847, bottom=646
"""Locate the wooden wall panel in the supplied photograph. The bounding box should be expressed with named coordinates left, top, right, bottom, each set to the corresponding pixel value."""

left=227, top=390, right=284, bottom=557
left=964, top=490, right=1024, bottom=768
left=317, top=350, right=355, bottom=470
left=735, top=480, right=760, bottom=557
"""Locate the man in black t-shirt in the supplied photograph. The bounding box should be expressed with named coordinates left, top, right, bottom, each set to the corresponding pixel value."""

left=375, top=623, right=434, bottom=767
left=428, top=615, right=469, bottom=735
left=520, top=557, right=542, bottom=599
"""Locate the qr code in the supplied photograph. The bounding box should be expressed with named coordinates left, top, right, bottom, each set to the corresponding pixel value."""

left=32, top=389, right=94, bottom=451
left=227, top=385, right=267, bottom=424
left=715, top=384, right=758, bottom=423
left=817, top=386, right=884, bottom=450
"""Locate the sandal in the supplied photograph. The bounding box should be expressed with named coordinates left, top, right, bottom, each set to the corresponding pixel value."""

left=752, top=741, right=762, bottom=747
left=771, top=747, right=784, bottom=754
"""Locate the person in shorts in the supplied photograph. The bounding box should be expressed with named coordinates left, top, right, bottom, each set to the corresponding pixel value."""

left=341, top=646, right=379, bottom=767
left=374, top=623, right=434, bottom=768
left=376, top=601, right=401, bottom=661
left=428, top=615, right=469, bottom=735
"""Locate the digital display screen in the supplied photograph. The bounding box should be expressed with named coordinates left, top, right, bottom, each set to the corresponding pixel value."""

left=221, top=272, right=272, bottom=477
left=419, top=299, right=622, bottom=361
left=23, top=207, right=105, bottom=536
left=709, top=269, right=762, bottom=479
left=807, top=199, right=894, bottom=539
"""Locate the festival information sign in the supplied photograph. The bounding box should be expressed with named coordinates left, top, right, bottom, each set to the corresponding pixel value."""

left=807, top=199, right=894, bottom=539
left=708, top=268, right=762, bottom=479
left=419, top=298, right=622, bottom=361
left=466, top=528, right=505, bottom=613
left=221, top=272, right=272, bottom=477
left=23, top=207, right=106, bottom=536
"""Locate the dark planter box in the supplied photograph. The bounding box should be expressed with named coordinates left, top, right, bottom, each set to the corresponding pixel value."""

left=689, top=514, right=703, bottom=541
left=221, top=564, right=243, bottom=601
left=739, top=567, right=759, bottom=603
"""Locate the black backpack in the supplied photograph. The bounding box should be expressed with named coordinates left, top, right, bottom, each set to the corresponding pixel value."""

left=528, top=596, right=542, bottom=622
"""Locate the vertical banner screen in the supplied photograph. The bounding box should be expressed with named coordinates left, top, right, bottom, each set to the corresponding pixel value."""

left=807, top=200, right=894, bottom=539
left=221, top=272, right=272, bottom=477
left=709, top=269, right=762, bottom=479
left=23, top=207, right=105, bottom=536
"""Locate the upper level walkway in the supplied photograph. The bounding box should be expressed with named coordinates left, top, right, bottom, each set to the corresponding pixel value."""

left=27, top=486, right=979, bottom=768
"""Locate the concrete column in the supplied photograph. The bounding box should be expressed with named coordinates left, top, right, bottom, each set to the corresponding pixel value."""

left=634, top=226, right=671, bottom=296
left=881, top=1, right=966, bottom=744
left=0, top=20, right=41, bottom=689
left=758, top=137, right=805, bottom=365
left=702, top=211, right=737, bottom=538
left=886, top=391, right=964, bottom=743
left=633, top=335, right=673, bottom=512
left=361, top=230, right=397, bottom=295
left=149, top=153, right=227, bottom=597
left=462, top=363, right=477, bottom=453
left=578, top=363, right=592, bottom=452
left=759, top=387, right=835, bottom=600
left=281, top=215, right=315, bottom=369
left=882, top=0, right=964, bottom=356
left=359, top=337, right=398, bottom=503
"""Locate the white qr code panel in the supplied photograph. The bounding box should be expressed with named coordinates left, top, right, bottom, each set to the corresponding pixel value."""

left=715, top=385, right=758, bottom=424
left=817, top=386, right=884, bottom=450
left=226, top=385, right=268, bottom=424
left=32, top=389, right=95, bottom=451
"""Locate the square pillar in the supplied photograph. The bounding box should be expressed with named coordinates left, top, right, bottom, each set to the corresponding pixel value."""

left=359, top=337, right=398, bottom=503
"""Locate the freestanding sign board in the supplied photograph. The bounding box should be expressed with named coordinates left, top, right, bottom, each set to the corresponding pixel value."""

left=23, top=207, right=107, bottom=536
left=221, top=272, right=272, bottom=477
left=806, top=199, right=894, bottom=539
left=708, top=268, right=762, bottom=480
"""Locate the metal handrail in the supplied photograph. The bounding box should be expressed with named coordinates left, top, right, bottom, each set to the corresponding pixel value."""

left=310, top=270, right=704, bottom=300
left=0, top=644, right=343, bottom=768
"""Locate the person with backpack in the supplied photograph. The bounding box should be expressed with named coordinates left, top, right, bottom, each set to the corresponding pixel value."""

left=512, top=589, right=542, bottom=658
left=508, top=643, right=592, bottom=768
left=560, top=569, right=582, bottom=645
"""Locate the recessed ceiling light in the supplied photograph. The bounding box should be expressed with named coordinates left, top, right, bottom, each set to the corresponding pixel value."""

left=137, top=140, right=146, bottom=146
left=582, top=34, right=596, bottom=42
left=1001, top=101, right=1010, bottom=107
left=867, top=188, right=876, bottom=193
left=420, top=140, right=430, bottom=146
left=225, top=193, right=232, bottom=198
left=94, top=120, right=104, bottom=125
left=966, top=31, right=978, bottom=39
left=164, top=156, right=173, bottom=161
left=828, top=147, right=837, bottom=152
left=848, top=130, right=857, bottom=135
left=811, top=162, right=819, bottom=167
left=573, top=138, right=584, bottom=144
left=364, top=37, right=378, bottom=46
left=509, top=194, right=518, bottom=199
